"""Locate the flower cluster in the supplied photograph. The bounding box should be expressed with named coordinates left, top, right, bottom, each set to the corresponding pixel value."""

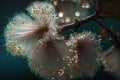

left=5, top=1, right=119, bottom=80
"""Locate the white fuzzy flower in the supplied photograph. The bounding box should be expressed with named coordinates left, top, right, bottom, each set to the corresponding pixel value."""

left=5, top=2, right=58, bottom=58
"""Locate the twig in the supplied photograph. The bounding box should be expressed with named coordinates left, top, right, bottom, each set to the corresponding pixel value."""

left=57, top=12, right=97, bottom=32
left=94, top=19, right=120, bottom=47
left=56, top=1, right=120, bottom=47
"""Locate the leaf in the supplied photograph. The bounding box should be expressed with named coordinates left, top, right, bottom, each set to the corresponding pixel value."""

left=98, top=0, right=120, bottom=21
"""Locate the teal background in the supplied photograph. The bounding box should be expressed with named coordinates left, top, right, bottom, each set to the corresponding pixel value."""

left=0, top=0, right=120, bottom=80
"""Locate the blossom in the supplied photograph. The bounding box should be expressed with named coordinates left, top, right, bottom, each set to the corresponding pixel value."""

left=100, top=46, right=120, bottom=79
left=67, top=31, right=101, bottom=76
left=4, top=1, right=58, bottom=58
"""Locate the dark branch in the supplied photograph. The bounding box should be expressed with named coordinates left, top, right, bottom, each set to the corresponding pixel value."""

left=94, top=19, right=120, bottom=47
left=56, top=1, right=120, bottom=47
left=57, top=12, right=98, bottom=32
left=57, top=7, right=107, bottom=33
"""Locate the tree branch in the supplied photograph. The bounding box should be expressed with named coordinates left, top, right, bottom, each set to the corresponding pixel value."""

left=93, top=19, right=120, bottom=47
left=57, top=12, right=97, bottom=32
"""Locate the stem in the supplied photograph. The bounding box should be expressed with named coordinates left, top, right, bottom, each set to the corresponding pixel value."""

left=57, top=8, right=106, bottom=33
left=57, top=7, right=120, bottom=47
left=58, top=12, right=97, bottom=32
left=94, top=19, right=120, bottom=47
